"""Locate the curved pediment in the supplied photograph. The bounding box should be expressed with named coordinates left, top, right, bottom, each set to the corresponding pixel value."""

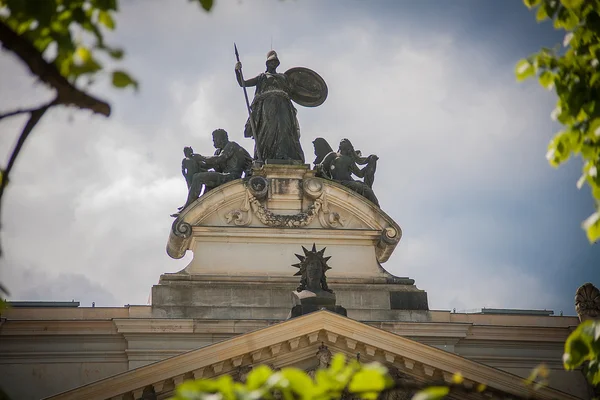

left=167, top=165, right=402, bottom=279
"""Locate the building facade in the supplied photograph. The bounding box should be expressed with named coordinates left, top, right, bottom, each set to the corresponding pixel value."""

left=0, top=163, right=594, bottom=400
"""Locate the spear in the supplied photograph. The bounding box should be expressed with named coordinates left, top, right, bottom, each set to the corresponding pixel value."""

left=234, top=43, right=259, bottom=159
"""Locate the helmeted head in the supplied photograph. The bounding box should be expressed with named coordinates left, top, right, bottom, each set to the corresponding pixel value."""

left=183, top=146, right=193, bottom=157
left=266, top=50, right=280, bottom=71
left=293, top=244, right=333, bottom=293
left=212, top=129, right=229, bottom=148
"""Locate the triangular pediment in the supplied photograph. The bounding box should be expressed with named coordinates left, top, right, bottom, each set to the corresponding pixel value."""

left=46, top=311, right=578, bottom=400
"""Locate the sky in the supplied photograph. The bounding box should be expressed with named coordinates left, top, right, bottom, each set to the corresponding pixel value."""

left=0, top=0, right=598, bottom=315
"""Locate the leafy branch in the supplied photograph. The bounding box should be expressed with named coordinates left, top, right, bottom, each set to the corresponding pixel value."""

left=171, top=353, right=546, bottom=400
left=516, top=0, right=600, bottom=243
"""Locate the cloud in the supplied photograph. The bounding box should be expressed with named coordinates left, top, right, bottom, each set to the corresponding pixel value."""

left=2, top=265, right=118, bottom=307
left=0, top=0, right=595, bottom=315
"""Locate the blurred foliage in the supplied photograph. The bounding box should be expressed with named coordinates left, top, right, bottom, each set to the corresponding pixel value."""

left=0, top=0, right=138, bottom=90
left=517, top=0, right=600, bottom=243
left=172, top=354, right=394, bottom=400
left=563, top=319, right=600, bottom=390
left=171, top=354, right=490, bottom=400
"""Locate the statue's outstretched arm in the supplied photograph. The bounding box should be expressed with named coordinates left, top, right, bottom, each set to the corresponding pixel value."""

left=235, top=69, right=258, bottom=87
left=203, top=143, right=235, bottom=167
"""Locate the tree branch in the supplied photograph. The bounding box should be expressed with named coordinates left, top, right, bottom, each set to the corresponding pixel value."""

left=0, top=101, right=54, bottom=256
left=0, top=104, right=51, bottom=121
left=0, top=20, right=111, bottom=117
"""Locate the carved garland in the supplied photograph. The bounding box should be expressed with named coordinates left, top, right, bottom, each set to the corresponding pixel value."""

left=224, top=178, right=345, bottom=229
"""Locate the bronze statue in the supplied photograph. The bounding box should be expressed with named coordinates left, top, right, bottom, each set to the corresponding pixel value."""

left=293, top=243, right=334, bottom=296
left=289, top=244, right=346, bottom=318
left=313, top=138, right=380, bottom=207
left=181, top=146, right=207, bottom=189
left=174, top=129, right=252, bottom=216
left=235, top=49, right=327, bottom=163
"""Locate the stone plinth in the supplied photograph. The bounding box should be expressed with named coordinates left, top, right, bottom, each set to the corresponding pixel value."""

left=159, top=163, right=428, bottom=319
left=151, top=274, right=429, bottom=321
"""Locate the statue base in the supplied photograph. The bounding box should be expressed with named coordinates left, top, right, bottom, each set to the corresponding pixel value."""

left=289, top=304, right=347, bottom=318
left=151, top=274, right=429, bottom=321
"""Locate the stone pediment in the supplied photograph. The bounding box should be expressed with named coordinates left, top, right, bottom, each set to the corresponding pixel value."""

left=167, top=165, right=403, bottom=280
left=46, top=311, right=578, bottom=400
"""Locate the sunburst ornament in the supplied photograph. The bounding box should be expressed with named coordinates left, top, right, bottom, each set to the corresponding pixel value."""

left=292, top=243, right=333, bottom=293
left=292, top=243, right=331, bottom=275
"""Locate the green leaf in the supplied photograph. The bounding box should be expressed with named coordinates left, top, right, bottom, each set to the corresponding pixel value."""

left=75, top=47, right=92, bottom=64
left=245, top=365, right=273, bottom=390
left=536, top=4, right=548, bottom=22
left=107, top=48, right=124, bottom=59
left=198, top=0, right=214, bottom=11
left=281, top=368, right=315, bottom=398
left=412, top=386, right=450, bottom=400
left=523, top=0, right=541, bottom=9
left=95, top=0, right=118, bottom=11
left=554, top=7, right=580, bottom=30
left=515, top=59, right=535, bottom=81
left=539, top=70, right=555, bottom=89
left=564, top=322, right=594, bottom=369
left=329, top=353, right=346, bottom=374
left=214, top=375, right=236, bottom=400
left=111, top=70, right=138, bottom=90
left=547, top=130, right=575, bottom=167
left=98, top=10, right=115, bottom=29
left=348, top=369, right=387, bottom=397
left=525, top=363, right=549, bottom=386
left=582, top=211, right=600, bottom=243
left=560, top=0, right=584, bottom=9
left=588, top=359, right=600, bottom=386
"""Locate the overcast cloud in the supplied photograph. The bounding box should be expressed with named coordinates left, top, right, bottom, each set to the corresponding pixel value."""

left=0, top=0, right=597, bottom=314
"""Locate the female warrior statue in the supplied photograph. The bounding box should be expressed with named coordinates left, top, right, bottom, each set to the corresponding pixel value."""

left=235, top=50, right=328, bottom=163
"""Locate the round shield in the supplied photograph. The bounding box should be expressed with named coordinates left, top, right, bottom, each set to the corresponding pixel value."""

left=285, top=67, right=328, bottom=107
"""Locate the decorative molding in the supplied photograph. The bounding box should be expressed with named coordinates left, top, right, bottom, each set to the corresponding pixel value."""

left=288, top=337, right=301, bottom=351
left=270, top=343, right=282, bottom=356
left=212, top=362, right=224, bottom=374
left=225, top=186, right=339, bottom=229
left=231, top=356, right=244, bottom=367
left=326, top=332, right=338, bottom=343
left=191, top=368, right=205, bottom=380
left=345, top=338, right=357, bottom=350
left=173, top=375, right=185, bottom=386
left=132, top=387, right=145, bottom=399
left=307, top=331, right=320, bottom=344
left=422, top=365, right=435, bottom=377
left=251, top=349, right=263, bottom=363
left=153, top=380, right=165, bottom=393
left=166, top=177, right=402, bottom=262
left=172, top=219, right=192, bottom=239
left=384, top=352, right=395, bottom=363
left=46, top=311, right=579, bottom=400
left=575, top=282, right=600, bottom=322
left=364, top=345, right=376, bottom=357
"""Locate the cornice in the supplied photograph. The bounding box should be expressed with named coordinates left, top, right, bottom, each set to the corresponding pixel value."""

left=46, top=311, right=579, bottom=400
left=0, top=320, right=118, bottom=335
left=0, top=351, right=127, bottom=363
left=466, top=325, right=572, bottom=342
